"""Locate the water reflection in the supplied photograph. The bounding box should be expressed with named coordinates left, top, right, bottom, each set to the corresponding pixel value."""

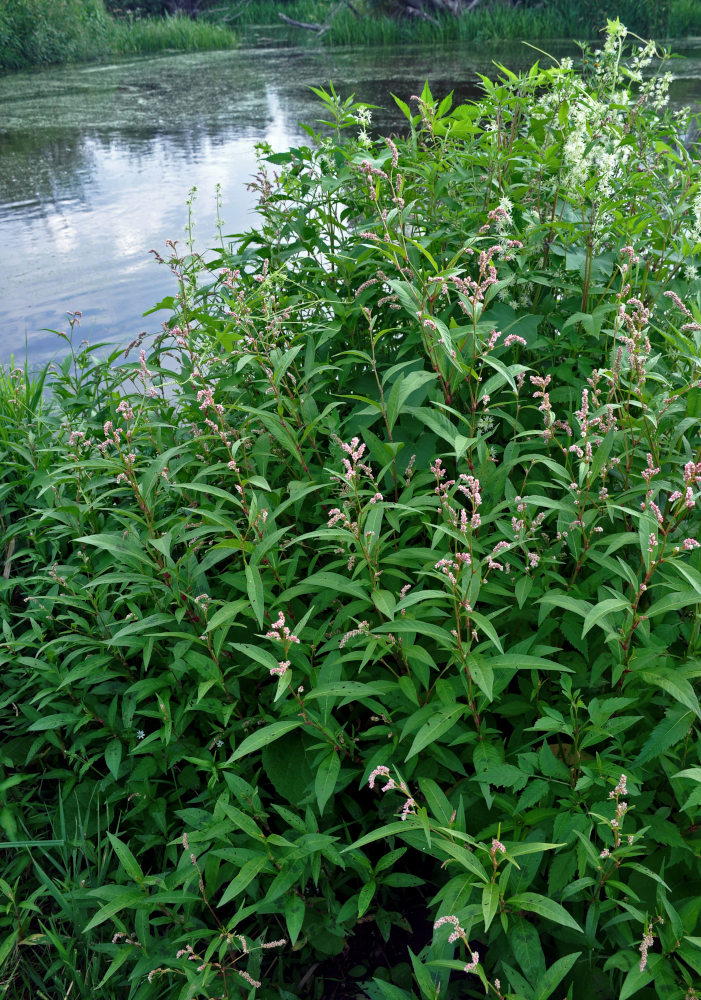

left=1, top=41, right=700, bottom=363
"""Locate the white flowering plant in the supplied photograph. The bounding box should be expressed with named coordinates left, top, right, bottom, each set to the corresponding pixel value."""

left=2, top=22, right=701, bottom=1000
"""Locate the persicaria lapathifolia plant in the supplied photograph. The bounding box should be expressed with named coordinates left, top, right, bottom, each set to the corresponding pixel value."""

left=2, top=20, right=701, bottom=1000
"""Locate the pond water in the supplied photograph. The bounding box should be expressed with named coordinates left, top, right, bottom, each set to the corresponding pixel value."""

left=1, top=39, right=701, bottom=365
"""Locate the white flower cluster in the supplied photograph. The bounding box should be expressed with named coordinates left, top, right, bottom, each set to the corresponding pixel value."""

left=561, top=94, right=610, bottom=192
left=688, top=190, right=701, bottom=248
left=354, top=105, right=373, bottom=149
left=640, top=71, right=674, bottom=111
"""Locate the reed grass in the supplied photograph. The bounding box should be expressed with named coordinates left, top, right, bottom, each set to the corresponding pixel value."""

left=107, top=12, right=237, bottom=55
left=231, top=0, right=701, bottom=45
left=0, top=0, right=236, bottom=73
left=2, top=0, right=697, bottom=72
left=669, top=0, right=701, bottom=35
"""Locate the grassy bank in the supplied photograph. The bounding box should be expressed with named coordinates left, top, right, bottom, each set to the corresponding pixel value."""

left=229, top=0, right=701, bottom=46
left=2, top=0, right=700, bottom=73
left=2, top=24, right=701, bottom=1000
left=0, top=0, right=236, bottom=73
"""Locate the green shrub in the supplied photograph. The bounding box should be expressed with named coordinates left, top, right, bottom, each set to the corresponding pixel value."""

left=106, top=11, right=237, bottom=54
left=2, top=22, right=701, bottom=1000
left=0, top=0, right=111, bottom=71
left=231, top=0, right=701, bottom=44
left=0, top=0, right=235, bottom=72
left=668, top=0, right=701, bottom=35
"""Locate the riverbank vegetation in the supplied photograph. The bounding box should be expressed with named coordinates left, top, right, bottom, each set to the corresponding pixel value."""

left=229, top=0, right=701, bottom=46
left=0, top=0, right=236, bottom=73
left=2, top=0, right=701, bottom=74
left=3, top=21, right=701, bottom=1000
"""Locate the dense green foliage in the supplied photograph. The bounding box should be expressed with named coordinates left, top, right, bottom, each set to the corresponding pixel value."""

left=230, top=0, right=701, bottom=46
left=0, top=0, right=110, bottom=70
left=2, top=0, right=701, bottom=73
left=3, top=22, right=701, bottom=1000
left=0, top=0, right=236, bottom=73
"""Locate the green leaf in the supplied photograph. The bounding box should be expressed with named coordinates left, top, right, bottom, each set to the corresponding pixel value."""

left=490, top=653, right=571, bottom=673
left=409, top=947, right=439, bottom=1000
left=283, top=571, right=369, bottom=603
left=507, top=842, right=564, bottom=857
left=264, top=862, right=305, bottom=905
left=218, top=802, right=264, bottom=840
left=467, top=655, right=493, bottom=700
left=262, top=732, right=314, bottom=805
left=434, top=837, right=489, bottom=883
left=230, top=720, right=303, bottom=762
left=245, top=562, right=265, bottom=629
left=27, top=713, right=79, bottom=732
left=96, top=945, right=135, bottom=989
left=532, top=952, right=581, bottom=1000
left=500, top=960, right=534, bottom=999
left=469, top=764, right=527, bottom=790
left=218, top=855, right=268, bottom=907
left=315, top=750, right=341, bottom=815
left=405, top=704, right=464, bottom=761
left=469, top=610, right=503, bottom=652
left=587, top=429, right=615, bottom=483
left=83, top=889, right=146, bottom=932
left=619, top=953, right=663, bottom=1000
left=284, top=893, right=306, bottom=945
left=0, top=929, right=19, bottom=973
left=342, top=819, right=425, bottom=852
left=386, top=371, right=437, bottom=431
left=358, top=879, right=376, bottom=918
left=392, top=92, right=414, bottom=123
left=507, top=892, right=583, bottom=933
left=104, top=739, right=122, bottom=781
left=510, top=915, right=546, bottom=987
left=206, top=599, right=249, bottom=632
left=75, top=533, right=153, bottom=568
left=669, top=560, right=701, bottom=596
left=515, top=575, right=533, bottom=610
left=230, top=642, right=281, bottom=674
left=673, top=767, right=701, bottom=782
left=107, top=613, right=176, bottom=645
left=303, top=681, right=387, bottom=703
left=645, top=588, right=701, bottom=618
left=637, top=670, right=701, bottom=718
left=482, top=881, right=500, bottom=932
left=633, top=709, right=694, bottom=766
left=539, top=592, right=591, bottom=618
left=372, top=589, right=397, bottom=620
left=418, top=778, right=453, bottom=826
left=581, top=598, right=630, bottom=638
left=106, top=833, right=144, bottom=885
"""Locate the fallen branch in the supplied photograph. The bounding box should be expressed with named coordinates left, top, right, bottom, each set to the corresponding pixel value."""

left=279, top=0, right=348, bottom=35
left=402, top=1, right=441, bottom=27
left=278, top=12, right=325, bottom=30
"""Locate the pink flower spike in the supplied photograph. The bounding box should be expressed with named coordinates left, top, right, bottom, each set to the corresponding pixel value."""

left=639, top=923, right=655, bottom=972
left=401, top=796, right=417, bottom=820
left=434, top=914, right=461, bottom=931
left=464, top=951, right=480, bottom=973
left=368, top=765, right=391, bottom=790
left=610, top=774, right=627, bottom=798
left=236, top=969, right=262, bottom=988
